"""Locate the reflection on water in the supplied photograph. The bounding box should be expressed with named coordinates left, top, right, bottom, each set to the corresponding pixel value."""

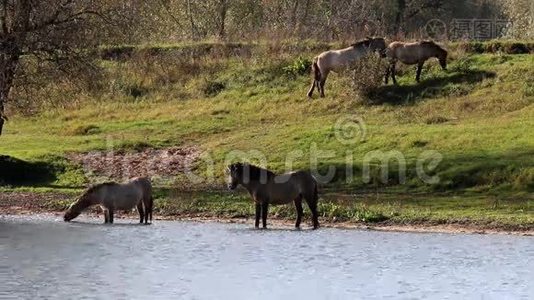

left=1, top=215, right=532, bottom=299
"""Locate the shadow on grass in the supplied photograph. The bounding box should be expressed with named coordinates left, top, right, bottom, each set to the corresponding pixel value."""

left=0, top=155, right=57, bottom=186
left=311, top=149, right=534, bottom=193
left=366, top=70, right=496, bottom=105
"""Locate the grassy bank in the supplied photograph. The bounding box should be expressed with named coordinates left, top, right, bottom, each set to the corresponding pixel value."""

left=1, top=40, right=533, bottom=230
left=1, top=188, right=532, bottom=232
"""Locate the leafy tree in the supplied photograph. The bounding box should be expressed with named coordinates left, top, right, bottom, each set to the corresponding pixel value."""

left=500, top=0, right=534, bottom=39
left=0, top=0, right=120, bottom=135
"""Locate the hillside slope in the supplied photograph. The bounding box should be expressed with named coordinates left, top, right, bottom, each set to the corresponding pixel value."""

left=1, top=41, right=533, bottom=229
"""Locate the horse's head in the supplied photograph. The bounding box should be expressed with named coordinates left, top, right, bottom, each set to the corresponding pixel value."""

left=424, top=41, right=448, bottom=70
left=226, top=163, right=273, bottom=189
left=63, top=201, right=82, bottom=222
left=63, top=188, right=97, bottom=222
left=368, top=37, right=387, bottom=57
left=226, top=163, right=242, bottom=190
left=437, top=48, right=448, bottom=70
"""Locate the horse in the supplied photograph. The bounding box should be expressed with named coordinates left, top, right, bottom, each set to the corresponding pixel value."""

left=226, top=162, right=319, bottom=230
left=64, top=177, right=153, bottom=224
left=307, top=37, right=387, bottom=98
left=385, top=40, right=448, bottom=85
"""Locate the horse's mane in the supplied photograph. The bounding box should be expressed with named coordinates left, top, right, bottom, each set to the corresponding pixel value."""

left=420, top=40, right=436, bottom=45
left=232, top=163, right=275, bottom=181
left=85, top=181, right=118, bottom=194
left=351, top=39, right=371, bottom=48
left=421, top=40, right=447, bottom=52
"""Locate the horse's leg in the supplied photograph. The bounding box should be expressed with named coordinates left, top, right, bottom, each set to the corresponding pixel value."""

left=143, top=197, right=149, bottom=224
left=261, top=201, right=269, bottom=229
left=416, top=62, right=424, bottom=82
left=391, top=62, right=398, bottom=85
left=148, top=196, right=153, bottom=224
left=104, top=209, right=110, bottom=224
left=137, top=202, right=144, bottom=224
left=319, top=75, right=328, bottom=98
left=294, top=195, right=303, bottom=229
left=305, top=189, right=319, bottom=229
left=307, top=79, right=316, bottom=98
left=308, top=200, right=319, bottom=229
left=255, top=203, right=261, bottom=229
left=108, top=208, right=114, bottom=224
left=385, top=64, right=390, bottom=84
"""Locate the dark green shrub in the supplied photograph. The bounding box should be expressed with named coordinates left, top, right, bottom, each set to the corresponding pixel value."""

left=201, top=80, right=226, bottom=97
left=283, top=56, right=312, bottom=77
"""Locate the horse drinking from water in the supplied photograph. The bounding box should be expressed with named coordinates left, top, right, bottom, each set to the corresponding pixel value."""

left=385, top=40, right=448, bottom=85
left=307, top=37, right=387, bottom=98
left=64, top=177, right=153, bottom=224
left=226, top=163, right=319, bottom=229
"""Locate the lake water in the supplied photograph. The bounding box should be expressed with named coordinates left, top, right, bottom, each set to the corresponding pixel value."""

left=1, top=214, right=532, bottom=299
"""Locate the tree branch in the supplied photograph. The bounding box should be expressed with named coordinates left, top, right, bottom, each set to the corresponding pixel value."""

left=406, top=0, right=443, bottom=20
left=156, top=0, right=184, bottom=30
left=26, top=9, right=105, bottom=33
left=1, top=0, right=9, bottom=35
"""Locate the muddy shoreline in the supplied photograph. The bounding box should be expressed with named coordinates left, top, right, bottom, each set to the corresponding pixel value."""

left=1, top=191, right=532, bottom=236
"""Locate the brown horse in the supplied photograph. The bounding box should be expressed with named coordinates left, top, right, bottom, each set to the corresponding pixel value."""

left=308, top=37, right=387, bottom=98
left=226, top=163, right=319, bottom=229
left=385, top=40, right=448, bottom=85
left=64, top=177, right=153, bottom=224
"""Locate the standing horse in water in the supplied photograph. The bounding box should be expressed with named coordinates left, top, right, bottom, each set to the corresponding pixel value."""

left=307, top=37, right=387, bottom=98
left=64, top=177, right=153, bottom=224
left=226, top=163, right=319, bottom=229
left=385, top=40, right=448, bottom=85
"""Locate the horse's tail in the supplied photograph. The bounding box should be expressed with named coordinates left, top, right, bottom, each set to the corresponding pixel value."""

left=312, top=57, right=321, bottom=81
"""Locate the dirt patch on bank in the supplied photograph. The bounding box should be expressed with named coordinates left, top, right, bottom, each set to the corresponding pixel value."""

left=68, top=146, right=200, bottom=180
left=0, top=191, right=72, bottom=215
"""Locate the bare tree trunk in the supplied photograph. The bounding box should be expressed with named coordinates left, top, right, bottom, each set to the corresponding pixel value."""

left=291, top=0, right=300, bottom=28
left=296, top=0, right=310, bottom=37
left=393, top=0, right=406, bottom=35
left=217, top=0, right=228, bottom=38
left=186, top=0, right=198, bottom=40
left=302, top=0, right=311, bottom=24
left=0, top=52, right=19, bottom=135
left=1, top=0, right=24, bottom=135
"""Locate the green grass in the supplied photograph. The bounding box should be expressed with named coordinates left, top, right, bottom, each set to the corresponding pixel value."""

left=1, top=41, right=533, bottom=229
left=153, top=190, right=532, bottom=227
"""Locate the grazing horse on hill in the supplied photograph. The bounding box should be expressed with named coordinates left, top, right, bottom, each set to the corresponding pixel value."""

left=385, top=40, right=448, bottom=85
left=307, top=37, right=387, bottom=98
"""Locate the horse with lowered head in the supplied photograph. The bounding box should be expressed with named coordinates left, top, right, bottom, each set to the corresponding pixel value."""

left=226, top=163, right=319, bottom=229
left=64, top=177, right=153, bottom=224
left=308, top=37, right=387, bottom=98
left=385, top=40, right=448, bottom=85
